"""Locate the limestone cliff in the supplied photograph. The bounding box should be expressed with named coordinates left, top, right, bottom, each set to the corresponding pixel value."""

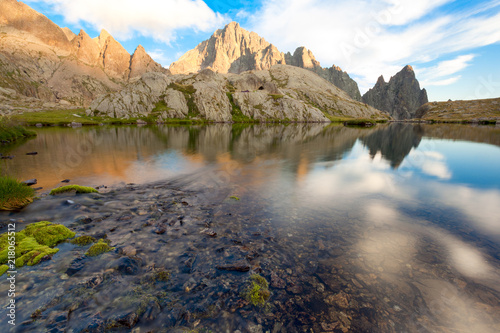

left=170, top=22, right=286, bottom=75
left=89, top=65, right=388, bottom=122
left=285, top=47, right=362, bottom=101
left=0, top=0, right=167, bottom=111
left=170, top=22, right=361, bottom=101
left=362, top=65, right=428, bottom=120
left=96, top=30, right=132, bottom=80
left=72, top=30, right=100, bottom=66
left=0, top=0, right=71, bottom=54
left=129, top=45, right=170, bottom=80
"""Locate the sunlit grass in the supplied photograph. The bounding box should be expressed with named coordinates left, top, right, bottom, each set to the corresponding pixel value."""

left=0, top=176, right=35, bottom=210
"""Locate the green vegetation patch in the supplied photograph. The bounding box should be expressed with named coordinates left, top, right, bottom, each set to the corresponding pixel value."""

left=343, top=119, right=376, bottom=127
left=49, top=185, right=98, bottom=195
left=268, top=94, right=284, bottom=100
left=167, top=82, right=200, bottom=118
left=9, top=109, right=94, bottom=126
left=168, top=82, right=196, bottom=95
left=0, top=221, right=75, bottom=272
left=0, top=117, right=37, bottom=142
left=229, top=196, right=240, bottom=201
left=152, top=99, right=170, bottom=113
left=226, top=92, right=254, bottom=122
left=241, top=274, right=271, bottom=307
left=0, top=265, right=8, bottom=276
left=70, top=235, right=96, bottom=246
left=0, top=176, right=35, bottom=211
left=23, top=221, right=76, bottom=247
left=85, top=239, right=114, bottom=257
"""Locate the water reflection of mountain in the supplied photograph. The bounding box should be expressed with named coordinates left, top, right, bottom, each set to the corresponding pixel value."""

left=360, top=123, right=424, bottom=168
left=5, top=123, right=498, bottom=190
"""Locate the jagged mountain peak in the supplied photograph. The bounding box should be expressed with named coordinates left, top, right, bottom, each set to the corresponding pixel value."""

left=96, top=29, right=113, bottom=47
left=0, top=0, right=168, bottom=107
left=133, top=44, right=146, bottom=54
left=62, top=27, right=77, bottom=41
left=403, top=64, right=414, bottom=72
left=168, top=24, right=362, bottom=100
left=362, top=66, right=428, bottom=120
left=375, top=75, right=386, bottom=86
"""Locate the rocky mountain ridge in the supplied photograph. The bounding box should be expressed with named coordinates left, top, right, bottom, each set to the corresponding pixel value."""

left=89, top=65, right=388, bottom=122
left=170, top=22, right=362, bottom=101
left=0, top=0, right=167, bottom=110
left=362, top=65, right=428, bottom=120
left=415, top=97, right=500, bottom=122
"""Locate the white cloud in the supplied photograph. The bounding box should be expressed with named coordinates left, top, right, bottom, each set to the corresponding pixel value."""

left=422, top=76, right=461, bottom=87
left=435, top=55, right=476, bottom=77
left=248, top=0, right=500, bottom=94
left=418, top=54, right=475, bottom=86
left=25, top=0, right=227, bottom=43
left=146, top=49, right=172, bottom=67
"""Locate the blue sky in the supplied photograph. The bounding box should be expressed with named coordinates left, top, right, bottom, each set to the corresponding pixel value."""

left=24, top=0, right=500, bottom=101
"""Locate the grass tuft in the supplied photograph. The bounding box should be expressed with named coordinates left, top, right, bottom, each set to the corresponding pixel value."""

left=0, top=176, right=35, bottom=211
left=0, top=117, right=36, bottom=143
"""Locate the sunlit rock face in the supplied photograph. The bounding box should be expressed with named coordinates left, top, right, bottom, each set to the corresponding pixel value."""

left=170, top=22, right=362, bottom=101
left=90, top=65, right=386, bottom=121
left=0, top=0, right=167, bottom=107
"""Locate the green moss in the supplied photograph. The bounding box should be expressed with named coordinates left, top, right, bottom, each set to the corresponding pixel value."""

left=241, top=274, right=271, bottom=307
left=23, top=221, right=76, bottom=247
left=229, top=196, right=240, bottom=201
left=85, top=239, right=114, bottom=257
left=0, top=221, right=75, bottom=268
left=49, top=185, right=98, bottom=195
left=0, top=176, right=35, bottom=211
left=0, top=264, right=8, bottom=276
left=269, top=94, right=284, bottom=100
left=70, top=235, right=96, bottom=246
left=155, top=270, right=171, bottom=282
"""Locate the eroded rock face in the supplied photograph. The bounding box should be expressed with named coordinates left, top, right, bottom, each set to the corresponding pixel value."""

left=129, top=45, right=170, bottom=80
left=169, top=23, right=362, bottom=101
left=0, top=1, right=167, bottom=109
left=170, top=22, right=286, bottom=75
left=362, top=65, right=428, bottom=120
left=90, top=65, right=387, bottom=122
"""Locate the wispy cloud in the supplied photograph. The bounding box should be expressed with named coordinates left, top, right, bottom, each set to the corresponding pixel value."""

left=418, top=54, right=475, bottom=86
left=25, top=0, right=228, bottom=43
left=248, top=0, right=500, bottom=93
left=146, top=49, right=172, bottom=68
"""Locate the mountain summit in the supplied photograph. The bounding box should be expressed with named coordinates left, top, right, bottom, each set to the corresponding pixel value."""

left=362, top=65, right=428, bottom=120
left=170, top=22, right=286, bottom=75
left=170, top=22, right=362, bottom=101
left=0, top=0, right=167, bottom=108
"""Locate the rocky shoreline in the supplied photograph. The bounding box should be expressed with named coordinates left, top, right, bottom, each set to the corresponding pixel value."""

left=1, top=169, right=499, bottom=332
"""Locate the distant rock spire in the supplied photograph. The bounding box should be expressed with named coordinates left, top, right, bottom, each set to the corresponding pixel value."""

left=362, top=65, right=428, bottom=120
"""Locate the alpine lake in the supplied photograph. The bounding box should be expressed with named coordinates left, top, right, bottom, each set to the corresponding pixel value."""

left=1, top=122, right=500, bottom=333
